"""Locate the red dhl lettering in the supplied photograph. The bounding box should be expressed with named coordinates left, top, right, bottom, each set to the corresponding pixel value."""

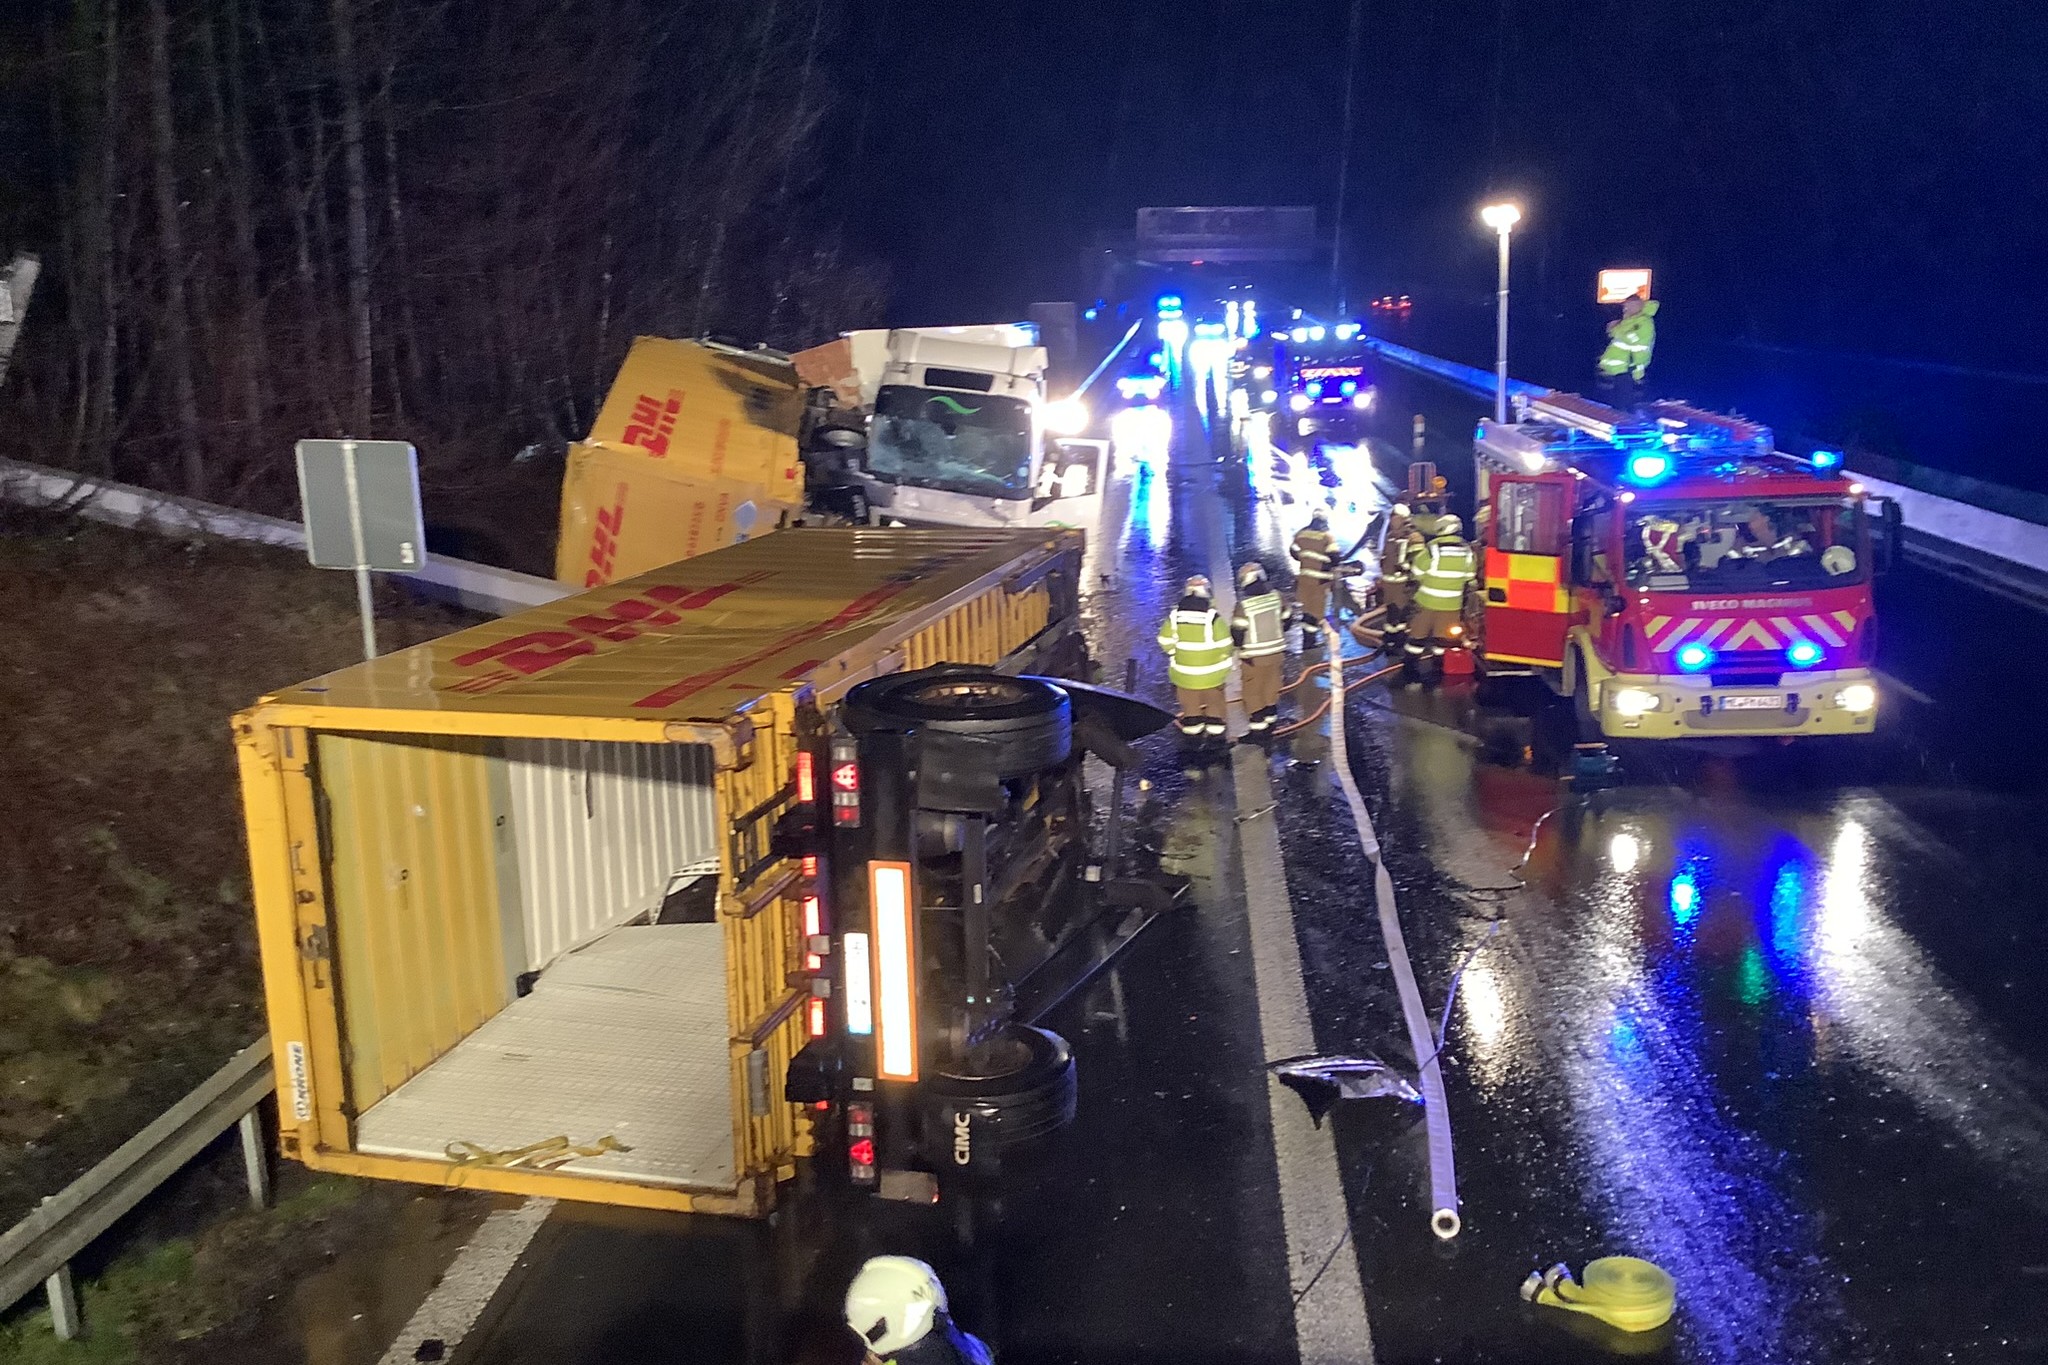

left=710, top=417, right=732, bottom=478
left=621, top=389, right=683, bottom=456
left=584, top=483, right=629, bottom=587
left=447, top=576, right=770, bottom=689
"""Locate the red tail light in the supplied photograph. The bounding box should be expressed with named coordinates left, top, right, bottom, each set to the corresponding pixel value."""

left=795, top=751, right=816, bottom=805
left=808, top=995, right=827, bottom=1038
left=847, top=1101, right=878, bottom=1184
left=830, top=739, right=861, bottom=828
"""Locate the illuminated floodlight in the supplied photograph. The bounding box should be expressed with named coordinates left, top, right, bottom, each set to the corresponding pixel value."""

left=1308, top=326, right=1326, bottom=341
left=1480, top=202, right=1522, bottom=231
left=1290, top=326, right=1309, bottom=343
left=1334, top=323, right=1360, bottom=340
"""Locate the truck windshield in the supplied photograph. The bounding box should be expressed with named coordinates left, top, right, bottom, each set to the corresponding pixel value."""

left=1626, top=497, right=1867, bottom=591
left=869, top=387, right=1034, bottom=500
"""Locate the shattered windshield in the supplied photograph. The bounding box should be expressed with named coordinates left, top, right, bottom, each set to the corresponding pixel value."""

left=868, top=386, right=1034, bottom=500
left=1627, top=497, right=1867, bottom=591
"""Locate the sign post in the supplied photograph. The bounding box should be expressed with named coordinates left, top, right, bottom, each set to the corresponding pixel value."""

left=294, top=439, right=427, bottom=661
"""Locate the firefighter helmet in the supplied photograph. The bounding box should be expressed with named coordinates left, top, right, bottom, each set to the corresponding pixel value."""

left=1237, top=562, right=1265, bottom=589
left=845, top=1256, right=947, bottom=1354
left=1183, top=574, right=1213, bottom=598
left=1434, top=514, right=1463, bottom=538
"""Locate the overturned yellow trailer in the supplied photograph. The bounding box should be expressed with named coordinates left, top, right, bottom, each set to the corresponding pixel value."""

left=236, top=528, right=1083, bottom=1216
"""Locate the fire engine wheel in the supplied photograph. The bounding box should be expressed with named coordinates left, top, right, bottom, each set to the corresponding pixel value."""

left=846, top=669, right=1073, bottom=776
left=928, top=1025, right=1078, bottom=1151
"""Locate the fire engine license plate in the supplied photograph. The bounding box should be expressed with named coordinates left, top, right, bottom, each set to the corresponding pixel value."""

left=1718, top=693, right=1785, bottom=711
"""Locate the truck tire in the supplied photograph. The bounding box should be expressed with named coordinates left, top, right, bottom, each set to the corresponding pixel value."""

left=928, top=1025, right=1077, bottom=1152
left=845, top=669, right=1072, bottom=777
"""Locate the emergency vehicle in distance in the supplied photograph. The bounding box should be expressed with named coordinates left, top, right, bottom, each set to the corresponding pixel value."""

left=1274, top=321, right=1376, bottom=443
left=1470, top=392, right=1900, bottom=740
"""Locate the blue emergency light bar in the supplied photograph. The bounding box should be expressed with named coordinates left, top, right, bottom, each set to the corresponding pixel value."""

left=1810, top=448, right=1843, bottom=470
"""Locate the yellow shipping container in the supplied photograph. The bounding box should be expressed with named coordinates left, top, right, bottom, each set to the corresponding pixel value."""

left=554, top=337, right=807, bottom=585
left=237, top=528, right=1082, bottom=1216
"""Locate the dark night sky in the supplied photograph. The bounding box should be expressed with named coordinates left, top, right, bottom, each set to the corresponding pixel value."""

left=839, top=0, right=2048, bottom=440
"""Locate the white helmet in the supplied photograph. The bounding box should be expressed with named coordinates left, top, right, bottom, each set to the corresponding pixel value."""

left=1434, top=514, right=1462, bottom=537
left=846, top=1256, right=947, bottom=1354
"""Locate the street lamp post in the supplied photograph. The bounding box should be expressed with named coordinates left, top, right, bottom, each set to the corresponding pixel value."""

left=1479, top=203, right=1521, bottom=423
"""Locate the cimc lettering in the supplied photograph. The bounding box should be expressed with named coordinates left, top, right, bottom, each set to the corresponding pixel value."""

left=953, top=1110, right=972, bottom=1166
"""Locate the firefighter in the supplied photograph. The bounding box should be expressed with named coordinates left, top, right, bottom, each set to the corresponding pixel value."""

left=1377, top=502, right=1422, bottom=653
left=1231, top=561, right=1290, bottom=737
left=1403, top=514, right=1478, bottom=676
left=1596, top=295, right=1659, bottom=409
left=845, top=1256, right=994, bottom=1365
left=1158, top=574, right=1233, bottom=751
left=1291, top=509, right=1339, bottom=620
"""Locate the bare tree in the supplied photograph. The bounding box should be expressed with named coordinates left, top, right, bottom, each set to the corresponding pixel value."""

left=145, top=0, right=205, bottom=496
left=329, top=0, right=374, bottom=435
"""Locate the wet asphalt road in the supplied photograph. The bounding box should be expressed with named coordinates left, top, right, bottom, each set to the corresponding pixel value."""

left=303, top=355, right=2048, bottom=1365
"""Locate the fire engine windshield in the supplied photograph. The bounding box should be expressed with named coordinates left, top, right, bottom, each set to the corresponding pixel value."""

left=869, top=386, right=1034, bottom=500
left=1626, top=497, right=1867, bottom=591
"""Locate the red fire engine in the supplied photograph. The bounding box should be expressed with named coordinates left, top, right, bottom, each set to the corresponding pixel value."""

left=1472, top=393, right=1899, bottom=740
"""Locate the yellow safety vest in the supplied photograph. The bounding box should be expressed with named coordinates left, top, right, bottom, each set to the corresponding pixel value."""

left=1410, top=538, right=1476, bottom=611
left=1157, top=607, right=1233, bottom=689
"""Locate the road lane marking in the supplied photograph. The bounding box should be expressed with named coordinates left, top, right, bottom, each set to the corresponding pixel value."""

left=376, top=1197, right=553, bottom=1365
left=1193, top=478, right=1375, bottom=1363
left=1232, top=742, right=1378, bottom=1364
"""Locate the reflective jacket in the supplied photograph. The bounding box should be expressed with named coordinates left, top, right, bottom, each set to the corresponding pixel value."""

left=1291, top=526, right=1338, bottom=581
left=1158, top=599, right=1233, bottom=689
left=1408, top=535, right=1477, bottom=612
left=1231, top=588, right=1288, bottom=658
left=1597, top=299, right=1659, bottom=380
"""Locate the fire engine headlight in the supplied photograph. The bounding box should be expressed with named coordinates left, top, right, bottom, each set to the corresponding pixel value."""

left=1835, top=682, right=1878, bottom=713
left=1352, top=391, right=1373, bottom=410
left=1289, top=393, right=1312, bottom=413
left=1610, top=687, right=1662, bottom=717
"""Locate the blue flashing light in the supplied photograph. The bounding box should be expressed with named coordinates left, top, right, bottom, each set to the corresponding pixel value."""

left=1785, top=639, right=1824, bottom=669
left=1305, top=381, right=1323, bottom=398
left=1156, top=294, right=1183, bottom=315
left=1083, top=307, right=1099, bottom=321
left=1669, top=868, right=1700, bottom=927
left=1627, top=451, right=1673, bottom=483
left=1340, top=379, right=1358, bottom=396
left=1674, top=641, right=1716, bottom=674
left=1811, top=448, right=1843, bottom=471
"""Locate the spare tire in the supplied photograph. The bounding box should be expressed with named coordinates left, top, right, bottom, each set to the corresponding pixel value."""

left=845, top=668, right=1071, bottom=777
left=927, top=1025, right=1077, bottom=1153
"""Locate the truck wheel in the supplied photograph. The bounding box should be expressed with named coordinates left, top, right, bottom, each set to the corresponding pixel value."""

left=928, top=1025, right=1077, bottom=1152
left=845, top=669, right=1072, bottom=776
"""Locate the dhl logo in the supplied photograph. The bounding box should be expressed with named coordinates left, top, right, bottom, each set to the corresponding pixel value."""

left=621, top=388, right=683, bottom=456
left=445, top=574, right=770, bottom=694
left=1645, top=609, right=1860, bottom=655
left=584, top=483, right=627, bottom=587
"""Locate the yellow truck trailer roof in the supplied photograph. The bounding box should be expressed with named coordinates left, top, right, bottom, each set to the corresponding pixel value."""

left=260, top=528, right=1074, bottom=728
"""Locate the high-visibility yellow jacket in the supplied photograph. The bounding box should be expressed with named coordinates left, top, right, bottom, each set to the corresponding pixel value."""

left=1231, top=589, right=1288, bottom=659
left=1292, top=527, right=1338, bottom=581
left=1408, top=536, right=1477, bottom=612
left=1598, top=300, right=1659, bottom=380
left=1158, top=603, right=1233, bottom=689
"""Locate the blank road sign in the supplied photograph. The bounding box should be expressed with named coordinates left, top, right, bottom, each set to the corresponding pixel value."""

left=295, top=439, right=427, bottom=573
left=1597, top=268, right=1653, bottom=303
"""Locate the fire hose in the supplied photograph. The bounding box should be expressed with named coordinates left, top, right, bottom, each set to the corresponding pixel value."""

left=1301, top=621, right=1462, bottom=1239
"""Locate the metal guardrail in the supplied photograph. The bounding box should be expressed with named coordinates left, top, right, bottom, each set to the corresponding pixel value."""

left=1360, top=332, right=2048, bottom=600
left=0, top=455, right=569, bottom=618
left=0, top=1038, right=275, bottom=1339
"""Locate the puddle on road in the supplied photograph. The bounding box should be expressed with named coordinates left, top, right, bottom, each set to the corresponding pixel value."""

left=209, top=1187, right=496, bottom=1365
